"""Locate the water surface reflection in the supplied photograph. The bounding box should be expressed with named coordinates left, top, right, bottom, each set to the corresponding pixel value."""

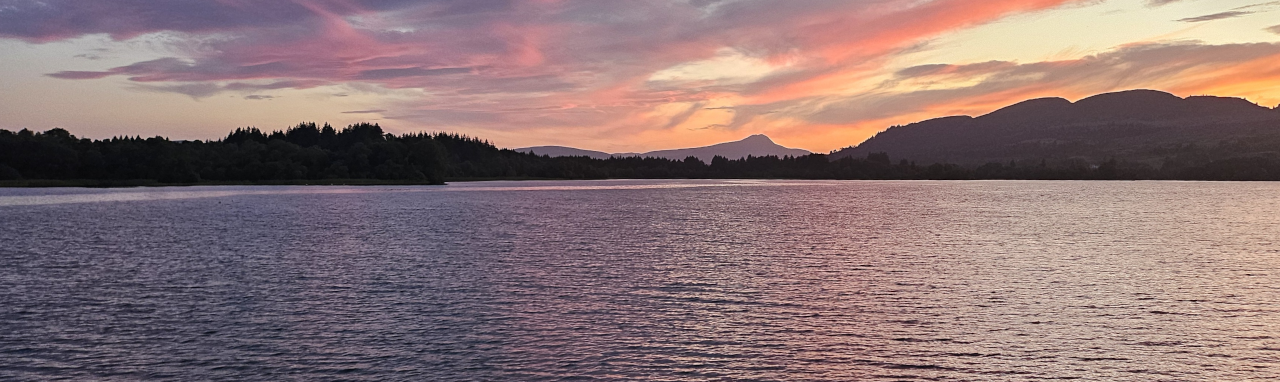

left=2, top=180, right=1280, bottom=380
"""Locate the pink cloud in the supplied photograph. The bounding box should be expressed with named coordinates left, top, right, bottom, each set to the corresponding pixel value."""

left=8, top=0, right=1279, bottom=152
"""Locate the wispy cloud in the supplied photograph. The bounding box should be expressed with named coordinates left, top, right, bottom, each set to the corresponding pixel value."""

left=72, top=53, right=106, bottom=61
left=1177, top=11, right=1252, bottom=22
left=126, top=79, right=329, bottom=99
left=1235, top=1, right=1280, bottom=11
left=133, top=83, right=223, bottom=99
left=18, top=1, right=1087, bottom=107
left=798, top=41, right=1280, bottom=129
left=355, top=67, right=475, bottom=80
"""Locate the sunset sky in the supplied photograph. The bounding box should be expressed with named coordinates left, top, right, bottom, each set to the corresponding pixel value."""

left=2, top=0, right=1279, bottom=153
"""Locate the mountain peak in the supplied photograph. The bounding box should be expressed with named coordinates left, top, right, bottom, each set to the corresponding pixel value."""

left=1075, top=89, right=1179, bottom=104
left=514, top=145, right=616, bottom=160
left=740, top=134, right=775, bottom=143
left=514, top=134, right=810, bottom=162
left=979, top=97, right=1072, bottom=121
left=647, top=133, right=809, bottom=162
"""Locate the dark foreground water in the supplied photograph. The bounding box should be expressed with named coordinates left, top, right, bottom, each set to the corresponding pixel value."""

left=3, top=180, right=1280, bottom=381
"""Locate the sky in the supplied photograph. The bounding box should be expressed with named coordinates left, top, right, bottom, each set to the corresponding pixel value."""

left=1, top=0, right=1279, bottom=153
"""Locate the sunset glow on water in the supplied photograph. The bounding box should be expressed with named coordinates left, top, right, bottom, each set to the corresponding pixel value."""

left=4, top=180, right=1280, bottom=380
left=4, top=1, right=1280, bottom=380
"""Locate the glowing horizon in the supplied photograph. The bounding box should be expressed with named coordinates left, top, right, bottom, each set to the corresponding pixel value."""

left=2, top=0, right=1278, bottom=153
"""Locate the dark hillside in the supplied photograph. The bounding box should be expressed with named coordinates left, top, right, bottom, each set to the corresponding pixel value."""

left=831, top=90, right=1280, bottom=170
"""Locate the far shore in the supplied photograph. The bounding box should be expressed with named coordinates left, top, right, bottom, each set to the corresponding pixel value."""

left=0, top=177, right=634, bottom=188
left=3, top=177, right=1273, bottom=188
left=0, top=179, right=447, bottom=188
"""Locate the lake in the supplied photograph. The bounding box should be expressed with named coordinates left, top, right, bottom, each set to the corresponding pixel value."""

left=3, top=180, right=1280, bottom=380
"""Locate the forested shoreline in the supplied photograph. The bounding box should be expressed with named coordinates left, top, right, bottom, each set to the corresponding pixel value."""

left=3, top=122, right=1280, bottom=187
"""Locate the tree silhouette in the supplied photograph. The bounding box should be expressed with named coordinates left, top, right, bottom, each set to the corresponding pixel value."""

left=5, top=123, right=1280, bottom=185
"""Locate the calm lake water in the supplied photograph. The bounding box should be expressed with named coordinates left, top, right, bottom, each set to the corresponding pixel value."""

left=3, top=180, right=1280, bottom=381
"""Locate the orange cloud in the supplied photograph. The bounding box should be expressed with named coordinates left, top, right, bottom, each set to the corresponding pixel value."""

left=9, top=1, right=1280, bottom=153
left=747, top=0, right=1084, bottom=104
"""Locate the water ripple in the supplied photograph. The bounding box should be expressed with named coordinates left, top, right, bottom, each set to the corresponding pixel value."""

left=3, top=180, right=1280, bottom=380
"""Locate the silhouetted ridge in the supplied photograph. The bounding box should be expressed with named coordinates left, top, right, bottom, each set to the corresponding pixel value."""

left=515, top=146, right=617, bottom=160
left=517, top=134, right=811, bottom=163
left=1184, top=96, right=1271, bottom=116
left=640, top=134, right=811, bottom=162
left=980, top=97, right=1072, bottom=119
left=1072, top=89, right=1186, bottom=121
left=830, top=89, right=1280, bottom=179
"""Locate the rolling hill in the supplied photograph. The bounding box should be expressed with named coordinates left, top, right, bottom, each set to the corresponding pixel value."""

left=516, top=134, right=811, bottom=163
left=514, top=146, right=622, bottom=160
left=831, top=90, right=1280, bottom=167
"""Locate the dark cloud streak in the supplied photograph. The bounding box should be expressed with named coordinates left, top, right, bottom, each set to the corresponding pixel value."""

left=355, top=67, right=474, bottom=80
left=0, top=0, right=484, bottom=41
left=1177, top=11, right=1252, bottom=22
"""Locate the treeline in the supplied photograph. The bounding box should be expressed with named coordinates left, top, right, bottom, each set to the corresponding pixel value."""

left=0, top=123, right=448, bottom=184
left=4, top=123, right=1280, bottom=185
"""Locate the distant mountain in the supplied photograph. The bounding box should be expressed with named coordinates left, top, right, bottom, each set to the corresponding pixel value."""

left=831, top=89, right=1280, bottom=166
left=643, top=135, right=811, bottom=162
left=515, top=134, right=811, bottom=163
left=515, top=146, right=619, bottom=160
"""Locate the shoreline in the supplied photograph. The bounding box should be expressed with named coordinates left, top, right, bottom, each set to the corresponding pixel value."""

left=0, top=177, right=1272, bottom=188
left=0, top=179, right=446, bottom=188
